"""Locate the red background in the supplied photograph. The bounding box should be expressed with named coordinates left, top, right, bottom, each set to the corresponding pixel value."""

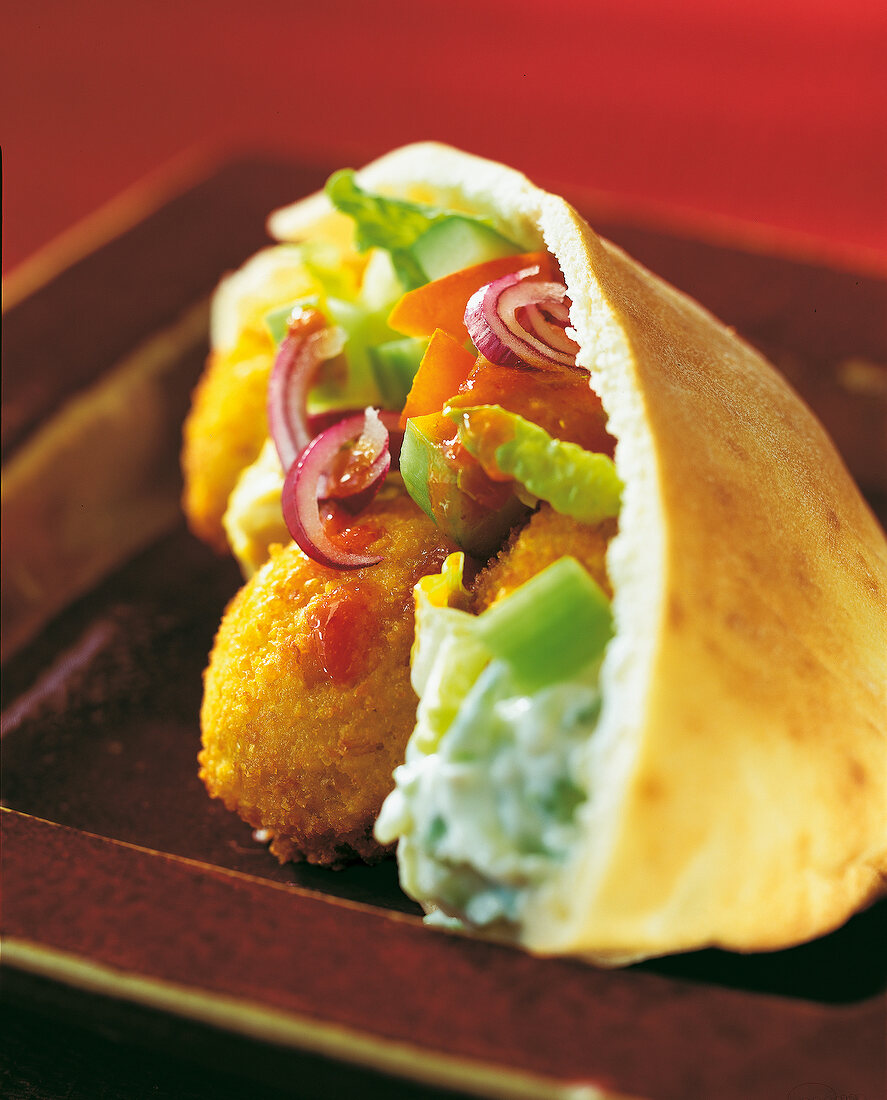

left=3, top=0, right=887, bottom=274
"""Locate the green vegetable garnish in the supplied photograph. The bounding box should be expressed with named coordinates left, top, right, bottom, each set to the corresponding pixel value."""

left=475, top=557, right=613, bottom=691
left=368, top=337, right=427, bottom=408
left=409, top=217, right=520, bottom=282
left=265, top=292, right=410, bottom=409
left=446, top=404, right=623, bottom=524
left=264, top=296, right=321, bottom=345
left=325, top=170, right=519, bottom=290
left=400, top=415, right=529, bottom=558
left=326, top=170, right=450, bottom=288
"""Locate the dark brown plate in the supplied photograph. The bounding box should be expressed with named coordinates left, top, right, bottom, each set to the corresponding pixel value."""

left=2, top=156, right=886, bottom=1100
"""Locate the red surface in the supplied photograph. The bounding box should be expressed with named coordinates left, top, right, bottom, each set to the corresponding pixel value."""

left=4, top=810, right=884, bottom=1099
left=3, top=154, right=885, bottom=1097
left=3, top=0, right=887, bottom=274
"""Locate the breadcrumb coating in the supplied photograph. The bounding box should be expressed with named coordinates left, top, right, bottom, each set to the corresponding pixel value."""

left=472, top=503, right=616, bottom=612
left=198, top=489, right=456, bottom=866
left=181, top=335, right=274, bottom=552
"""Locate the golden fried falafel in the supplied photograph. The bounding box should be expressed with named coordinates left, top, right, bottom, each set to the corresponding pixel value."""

left=472, top=503, right=616, bottom=612
left=181, top=338, right=273, bottom=552
left=198, top=487, right=456, bottom=866
left=181, top=241, right=362, bottom=553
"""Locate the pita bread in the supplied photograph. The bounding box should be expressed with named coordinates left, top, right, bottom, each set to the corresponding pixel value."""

left=270, top=144, right=887, bottom=962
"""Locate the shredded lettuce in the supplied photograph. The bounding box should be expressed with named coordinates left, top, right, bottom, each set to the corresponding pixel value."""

left=446, top=404, right=623, bottom=524
left=326, top=170, right=450, bottom=288
left=325, top=170, right=515, bottom=290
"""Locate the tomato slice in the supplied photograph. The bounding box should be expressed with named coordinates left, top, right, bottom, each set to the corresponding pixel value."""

left=387, top=251, right=556, bottom=342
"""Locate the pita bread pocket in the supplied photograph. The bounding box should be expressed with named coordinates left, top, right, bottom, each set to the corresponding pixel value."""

left=275, top=143, right=887, bottom=964
left=195, top=143, right=887, bottom=963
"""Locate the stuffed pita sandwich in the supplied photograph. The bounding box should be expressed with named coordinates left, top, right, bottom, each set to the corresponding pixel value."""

left=184, top=143, right=887, bottom=964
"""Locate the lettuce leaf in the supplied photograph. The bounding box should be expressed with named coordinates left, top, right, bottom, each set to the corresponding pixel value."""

left=446, top=404, right=623, bottom=524
left=325, top=170, right=449, bottom=288
left=325, top=170, right=515, bottom=290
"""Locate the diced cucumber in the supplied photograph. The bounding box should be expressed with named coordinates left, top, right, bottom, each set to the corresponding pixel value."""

left=358, top=248, right=403, bottom=313
left=368, top=337, right=427, bottom=408
left=410, top=217, right=521, bottom=282
left=400, top=416, right=445, bottom=521
left=400, top=415, right=529, bottom=557
left=475, top=556, right=613, bottom=690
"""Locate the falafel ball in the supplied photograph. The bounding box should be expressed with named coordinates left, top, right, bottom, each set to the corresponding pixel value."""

left=198, top=487, right=457, bottom=866
left=182, top=245, right=346, bottom=553
left=472, top=503, right=616, bottom=612
left=181, top=338, right=273, bottom=553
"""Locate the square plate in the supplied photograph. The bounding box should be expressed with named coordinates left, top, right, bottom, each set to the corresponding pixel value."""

left=3, top=156, right=886, bottom=1100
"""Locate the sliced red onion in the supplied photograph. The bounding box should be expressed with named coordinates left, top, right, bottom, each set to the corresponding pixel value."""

left=464, top=266, right=580, bottom=370
left=347, top=413, right=403, bottom=513
left=521, top=300, right=577, bottom=355
left=307, top=406, right=365, bottom=437
left=321, top=407, right=387, bottom=504
left=267, top=313, right=346, bottom=471
left=281, top=409, right=402, bottom=569
left=328, top=409, right=404, bottom=513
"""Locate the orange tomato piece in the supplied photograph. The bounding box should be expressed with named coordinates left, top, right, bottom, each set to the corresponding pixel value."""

left=450, top=356, right=616, bottom=456
left=399, top=330, right=477, bottom=428
left=387, top=251, right=556, bottom=342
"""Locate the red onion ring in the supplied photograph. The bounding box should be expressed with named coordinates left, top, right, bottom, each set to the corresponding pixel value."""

left=307, top=407, right=365, bottom=438
left=336, top=410, right=404, bottom=514
left=521, top=301, right=576, bottom=355
left=281, top=409, right=403, bottom=569
left=267, top=311, right=346, bottom=471
left=464, top=266, right=580, bottom=370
